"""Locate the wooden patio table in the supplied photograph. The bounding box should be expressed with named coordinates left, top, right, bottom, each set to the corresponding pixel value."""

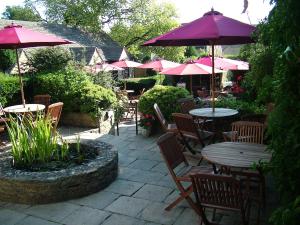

left=189, top=107, right=238, bottom=142
left=3, top=104, right=45, bottom=114
left=202, top=142, right=271, bottom=169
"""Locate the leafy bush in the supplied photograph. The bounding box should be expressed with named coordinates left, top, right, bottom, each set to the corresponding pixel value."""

left=0, top=50, right=16, bottom=72
left=138, top=85, right=190, bottom=121
left=120, top=75, right=166, bottom=93
left=28, top=47, right=73, bottom=73
left=33, top=66, right=117, bottom=116
left=89, top=71, right=117, bottom=89
left=0, top=73, right=21, bottom=106
left=80, top=83, right=117, bottom=115
left=215, top=96, right=266, bottom=116
left=7, top=114, right=69, bottom=169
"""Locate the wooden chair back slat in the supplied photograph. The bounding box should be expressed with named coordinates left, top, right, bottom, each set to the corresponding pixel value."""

left=178, top=98, right=196, bottom=114
left=153, top=103, right=168, bottom=131
left=231, top=121, right=265, bottom=144
left=172, top=113, right=198, bottom=138
left=47, top=102, right=63, bottom=131
left=157, top=132, right=187, bottom=170
left=191, top=173, right=243, bottom=209
left=34, top=94, right=51, bottom=109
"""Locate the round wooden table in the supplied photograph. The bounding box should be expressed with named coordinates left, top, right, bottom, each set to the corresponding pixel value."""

left=189, top=108, right=239, bottom=142
left=3, top=104, right=45, bottom=114
left=189, top=107, right=238, bottom=118
left=202, top=142, right=271, bottom=169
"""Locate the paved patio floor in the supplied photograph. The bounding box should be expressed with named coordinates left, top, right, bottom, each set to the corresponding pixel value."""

left=0, top=122, right=278, bottom=225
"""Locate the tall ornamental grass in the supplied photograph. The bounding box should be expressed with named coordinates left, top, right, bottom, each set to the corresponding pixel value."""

left=6, top=114, right=69, bottom=169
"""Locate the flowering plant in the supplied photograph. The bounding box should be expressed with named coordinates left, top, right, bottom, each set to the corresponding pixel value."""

left=139, top=113, right=155, bottom=129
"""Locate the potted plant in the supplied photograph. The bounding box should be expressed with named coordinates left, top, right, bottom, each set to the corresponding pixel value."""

left=139, top=113, right=155, bottom=137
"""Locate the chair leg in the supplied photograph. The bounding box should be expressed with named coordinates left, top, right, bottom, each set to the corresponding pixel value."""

left=165, top=186, right=194, bottom=211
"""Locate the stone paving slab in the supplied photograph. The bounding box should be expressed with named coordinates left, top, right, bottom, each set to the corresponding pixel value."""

left=60, top=206, right=110, bottom=225
left=68, top=191, right=120, bottom=210
left=128, top=159, right=160, bottom=171
left=173, top=208, right=202, bottom=225
left=150, top=162, right=169, bottom=175
left=139, top=202, right=184, bottom=225
left=24, top=202, right=80, bottom=223
left=133, top=184, right=173, bottom=202
left=101, top=214, right=146, bottom=225
left=15, top=216, right=61, bottom=225
left=105, top=196, right=150, bottom=217
left=106, top=179, right=144, bottom=196
left=0, top=209, right=28, bottom=225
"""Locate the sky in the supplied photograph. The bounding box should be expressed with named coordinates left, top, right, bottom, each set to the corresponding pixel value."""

left=0, top=0, right=273, bottom=25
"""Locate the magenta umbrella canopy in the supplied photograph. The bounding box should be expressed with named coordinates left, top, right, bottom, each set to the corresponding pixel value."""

left=0, top=24, right=72, bottom=49
left=143, top=10, right=255, bottom=46
left=161, top=61, right=223, bottom=94
left=138, top=59, right=180, bottom=71
left=143, top=10, right=255, bottom=110
left=161, top=61, right=223, bottom=75
left=196, top=56, right=249, bottom=70
left=111, top=60, right=142, bottom=68
left=0, top=24, right=72, bottom=106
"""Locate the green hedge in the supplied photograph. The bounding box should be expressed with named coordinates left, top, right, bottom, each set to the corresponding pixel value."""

left=138, top=85, right=190, bottom=121
left=32, top=67, right=117, bottom=116
left=0, top=73, right=21, bottom=106
left=120, top=75, right=166, bottom=93
left=215, top=96, right=266, bottom=116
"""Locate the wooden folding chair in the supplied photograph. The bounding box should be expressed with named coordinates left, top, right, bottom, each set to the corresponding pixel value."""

left=223, top=121, right=265, bottom=144
left=157, top=132, right=213, bottom=213
left=34, top=94, right=51, bottom=112
left=219, top=167, right=264, bottom=225
left=190, top=173, right=251, bottom=225
left=47, top=102, right=63, bottom=132
left=153, top=103, right=177, bottom=133
left=172, top=113, right=213, bottom=150
left=0, top=103, right=10, bottom=146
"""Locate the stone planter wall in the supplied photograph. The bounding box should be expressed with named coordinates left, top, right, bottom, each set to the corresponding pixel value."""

left=61, top=111, right=115, bottom=135
left=0, top=141, right=118, bottom=204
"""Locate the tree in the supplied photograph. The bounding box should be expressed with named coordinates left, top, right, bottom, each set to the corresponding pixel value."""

left=2, top=6, right=41, bottom=21
left=109, top=1, right=186, bottom=62
left=27, top=0, right=148, bottom=31
left=0, top=50, right=16, bottom=72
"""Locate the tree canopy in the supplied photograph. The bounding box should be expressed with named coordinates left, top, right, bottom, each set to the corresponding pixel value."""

left=27, top=0, right=148, bottom=31
left=109, top=1, right=186, bottom=62
left=2, top=5, right=41, bottom=21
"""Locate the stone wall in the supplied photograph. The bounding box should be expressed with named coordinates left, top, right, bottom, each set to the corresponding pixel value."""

left=61, top=110, right=115, bottom=135
left=0, top=141, right=118, bottom=204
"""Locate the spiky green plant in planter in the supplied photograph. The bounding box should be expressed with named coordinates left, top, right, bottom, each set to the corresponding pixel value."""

left=6, top=114, right=69, bottom=169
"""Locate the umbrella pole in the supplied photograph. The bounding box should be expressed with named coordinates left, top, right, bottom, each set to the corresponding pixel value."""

left=190, top=75, right=193, bottom=95
left=15, top=49, right=25, bottom=107
left=211, top=44, right=215, bottom=112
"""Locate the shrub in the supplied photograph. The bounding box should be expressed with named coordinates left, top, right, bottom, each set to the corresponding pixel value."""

left=120, top=75, right=166, bottom=93
left=0, top=73, right=21, bottom=106
left=89, top=71, right=117, bottom=89
left=80, top=83, right=117, bottom=116
left=0, top=49, right=16, bottom=72
left=33, top=66, right=117, bottom=116
left=138, top=85, right=190, bottom=121
left=215, top=96, right=266, bottom=116
left=27, top=47, right=73, bottom=73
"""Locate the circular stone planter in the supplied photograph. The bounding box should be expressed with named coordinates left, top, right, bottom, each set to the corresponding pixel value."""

left=0, top=141, right=118, bottom=204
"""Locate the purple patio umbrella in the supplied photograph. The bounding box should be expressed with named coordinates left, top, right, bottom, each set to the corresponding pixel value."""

left=0, top=24, right=72, bottom=106
left=143, top=9, right=255, bottom=111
